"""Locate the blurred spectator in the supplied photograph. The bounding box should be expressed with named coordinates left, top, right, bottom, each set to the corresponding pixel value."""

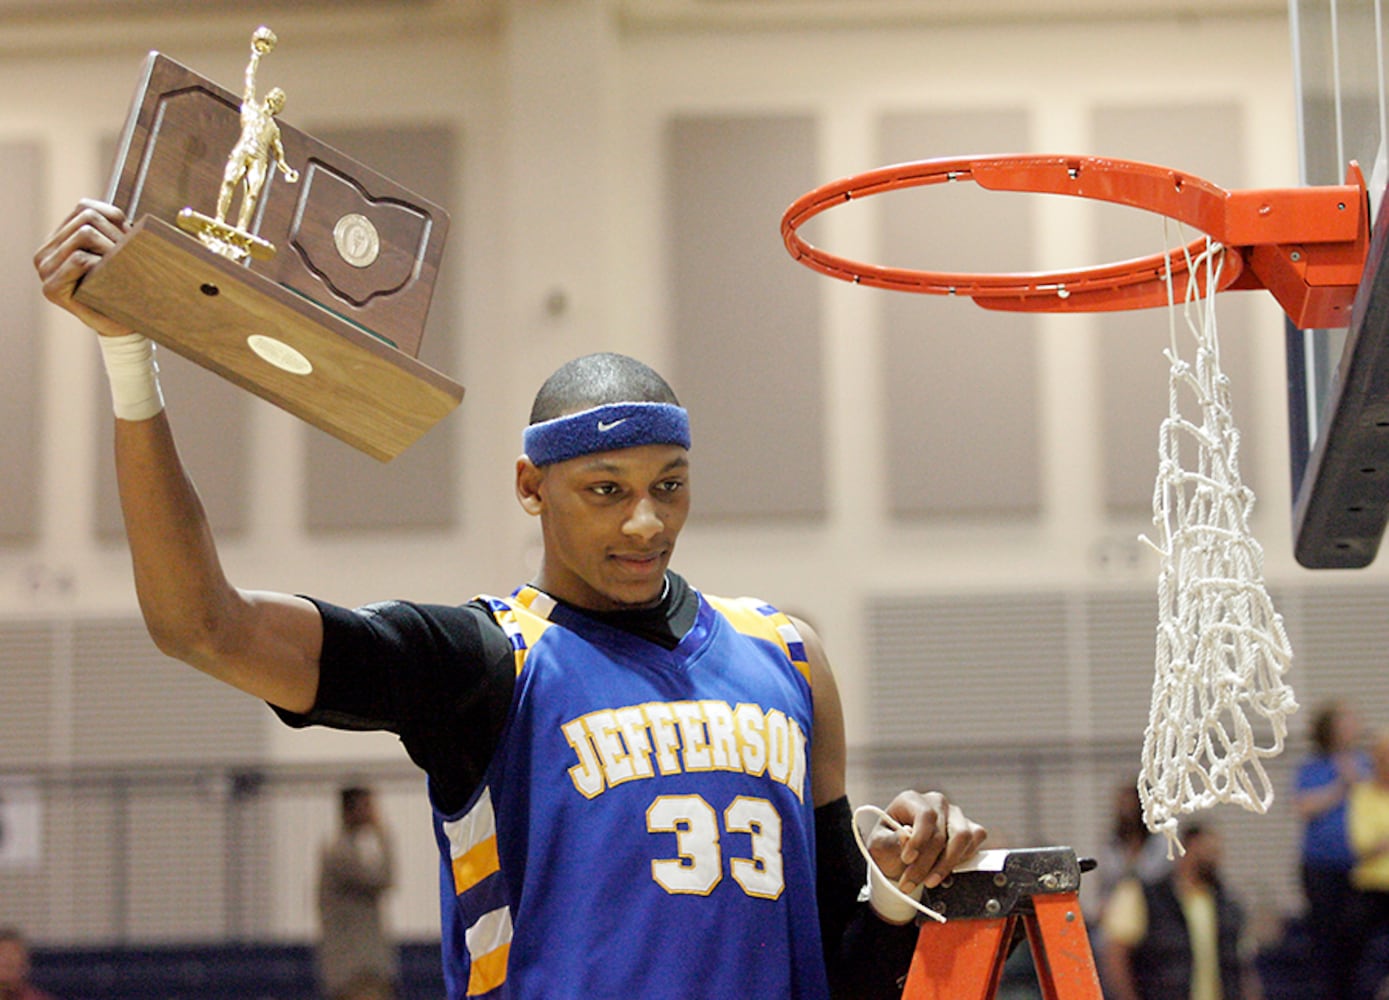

left=317, top=786, right=398, bottom=1000
left=1294, top=700, right=1369, bottom=999
left=1095, top=782, right=1173, bottom=919
left=1348, top=729, right=1389, bottom=999
left=1100, top=822, right=1259, bottom=1000
left=335, top=971, right=398, bottom=1000
left=0, top=928, right=58, bottom=1000
left=1092, top=783, right=1174, bottom=996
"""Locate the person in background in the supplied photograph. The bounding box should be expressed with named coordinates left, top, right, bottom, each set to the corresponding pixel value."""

left=1346, top=728, right=1389, bottom=998
left=0, top=928, right=59, bottom=1000
left=1092, top=782, right=1173, bottom=996
left=1101, top=822, right=1259, bottom=1000
left=1095, top=782, right=1172, bottom=919
left=1294, top=700, right=1370, bottom=1000
left=317, top=786, right=398, bottom=1000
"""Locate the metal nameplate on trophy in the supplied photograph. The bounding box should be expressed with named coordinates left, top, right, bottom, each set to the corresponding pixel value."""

left=73, top=28, right=464, bottom=462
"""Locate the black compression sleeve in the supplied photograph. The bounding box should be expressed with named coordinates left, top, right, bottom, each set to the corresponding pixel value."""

left=817, top=796, right=867, bottom=966
left=816, top=795, right=921, bottom=1000
left=268, top=597, right=516, bottom=814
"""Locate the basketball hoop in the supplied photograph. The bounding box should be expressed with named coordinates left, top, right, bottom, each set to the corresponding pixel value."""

left=780, top=154, right=1369, bottom=330
left=782, top=153, right=1324, bottom=849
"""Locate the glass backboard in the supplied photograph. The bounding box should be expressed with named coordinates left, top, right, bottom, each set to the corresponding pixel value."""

left=1289, top=0, right=1389, bottom=567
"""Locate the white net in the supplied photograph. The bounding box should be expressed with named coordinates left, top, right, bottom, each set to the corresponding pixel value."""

left=1137, top=236, right=1298, bottom=856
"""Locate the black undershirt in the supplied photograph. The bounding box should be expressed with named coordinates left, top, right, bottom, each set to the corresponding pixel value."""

left=558, top=571, right=698, bottom=650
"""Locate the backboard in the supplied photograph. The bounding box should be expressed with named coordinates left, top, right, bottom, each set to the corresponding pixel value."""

left=1288, top=0, right=1389, bottom=567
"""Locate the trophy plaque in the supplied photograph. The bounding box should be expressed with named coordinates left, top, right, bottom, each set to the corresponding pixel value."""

left=74, top=29, right=464, bottom=462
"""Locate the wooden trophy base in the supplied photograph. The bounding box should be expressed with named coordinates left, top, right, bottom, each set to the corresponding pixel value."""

left=74, top=216, right=464, bottom=462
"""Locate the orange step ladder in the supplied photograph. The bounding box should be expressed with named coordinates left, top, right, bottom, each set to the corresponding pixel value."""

left=900, top=846, right=1102, bottom=1000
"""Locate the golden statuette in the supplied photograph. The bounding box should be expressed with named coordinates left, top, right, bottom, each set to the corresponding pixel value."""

left=177, top=25, right=299, bottom=262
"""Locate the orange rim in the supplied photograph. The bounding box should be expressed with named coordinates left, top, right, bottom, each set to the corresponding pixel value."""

left=781, top=154, right=1369, bottom=328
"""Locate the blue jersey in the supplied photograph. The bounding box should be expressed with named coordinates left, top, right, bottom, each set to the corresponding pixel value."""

left=431, top=586, right=827, bottom=1000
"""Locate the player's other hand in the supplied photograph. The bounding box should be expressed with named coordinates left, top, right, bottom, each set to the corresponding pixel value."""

left=33, top=199, right=136, bottom=339
left=867, top=789, right=988, bottom=896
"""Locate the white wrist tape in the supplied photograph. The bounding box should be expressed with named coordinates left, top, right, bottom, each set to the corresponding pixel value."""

left=853, top=804, right=945, bottom=925
left=97, top=333, right=164, bottom=421
left=863, top=853, right=929, bottom=925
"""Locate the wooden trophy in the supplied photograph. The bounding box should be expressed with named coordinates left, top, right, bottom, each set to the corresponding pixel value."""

left=74, top=27, right=464, bottom=462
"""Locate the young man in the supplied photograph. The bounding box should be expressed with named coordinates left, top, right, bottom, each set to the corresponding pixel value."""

left=34, top=200, right=987, bottom=999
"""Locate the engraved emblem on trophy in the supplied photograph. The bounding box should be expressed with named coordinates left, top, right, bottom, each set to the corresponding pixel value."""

left=177, top=25, right=299, bottom=263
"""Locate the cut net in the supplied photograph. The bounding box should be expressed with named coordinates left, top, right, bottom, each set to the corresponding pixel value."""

left=1137, top=235, right=1297, bottom=856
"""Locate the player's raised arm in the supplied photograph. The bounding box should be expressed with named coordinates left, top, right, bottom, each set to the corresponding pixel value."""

left=33, top=198, right=323, bottom=713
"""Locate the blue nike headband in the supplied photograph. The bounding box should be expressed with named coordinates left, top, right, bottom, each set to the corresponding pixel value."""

left=523, top=402, right=691, bottom=466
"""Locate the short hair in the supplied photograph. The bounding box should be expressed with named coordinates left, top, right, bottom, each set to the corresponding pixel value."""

left=1310, top=702, right=1342, bottom=755
left=340, top=785, right=371, bottom=816
left=529, top=353, right=679, bottom=425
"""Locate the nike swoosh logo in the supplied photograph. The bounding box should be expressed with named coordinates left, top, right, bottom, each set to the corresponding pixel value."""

left=597, top=418, right=628, bottom=432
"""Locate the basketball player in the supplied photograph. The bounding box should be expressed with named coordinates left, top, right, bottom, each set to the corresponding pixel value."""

left=33, top=199, right=987, bottom=1000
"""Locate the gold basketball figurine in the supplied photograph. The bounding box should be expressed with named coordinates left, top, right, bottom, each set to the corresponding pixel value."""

left=177, top=25, right=300, bottom=263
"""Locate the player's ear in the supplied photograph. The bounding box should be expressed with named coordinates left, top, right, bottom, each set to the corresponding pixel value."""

left=515, top=456, right=544, bottom=516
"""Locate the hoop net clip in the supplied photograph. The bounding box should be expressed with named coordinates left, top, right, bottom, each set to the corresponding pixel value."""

left=781, top=154, right=1369, bottom=329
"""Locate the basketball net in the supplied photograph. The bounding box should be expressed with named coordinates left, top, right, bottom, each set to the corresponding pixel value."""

left=1137, top=233, right=1298, bottom=856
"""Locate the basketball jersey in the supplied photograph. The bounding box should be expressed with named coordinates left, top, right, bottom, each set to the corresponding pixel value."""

left=431, top=585, right=827, bottom=999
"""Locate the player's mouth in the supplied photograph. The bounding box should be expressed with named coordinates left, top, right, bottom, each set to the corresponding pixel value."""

left=610, top=549, right=666, bottom=574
